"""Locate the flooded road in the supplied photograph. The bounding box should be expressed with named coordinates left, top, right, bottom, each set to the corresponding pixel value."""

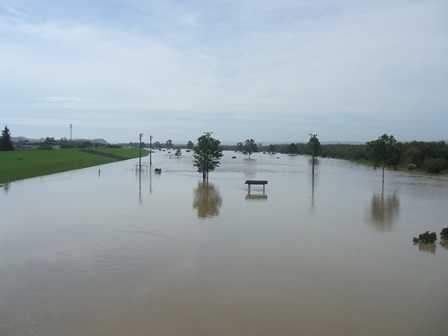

left=1, top=150, right=447, bottom=335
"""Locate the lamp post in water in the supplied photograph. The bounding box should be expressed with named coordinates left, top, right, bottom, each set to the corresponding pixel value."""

left=139, top=133, right=143, bottom=171
left=309, top=133, right=318, bottom=174
left=150, top=135, right=153, bottom=166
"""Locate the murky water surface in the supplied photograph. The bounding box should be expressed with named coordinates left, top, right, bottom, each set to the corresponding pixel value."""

left=1, top=151, right=447, bottom=335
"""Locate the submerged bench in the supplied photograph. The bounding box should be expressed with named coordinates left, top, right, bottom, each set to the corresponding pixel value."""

left=245, top=180, right=268, bottom=194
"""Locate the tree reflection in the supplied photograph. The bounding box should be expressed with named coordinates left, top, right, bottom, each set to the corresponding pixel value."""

left=193, top=181, right=222, bottom=219
left=416, top=242, right=436, bottom=254
left=369, top=190, right=400, bottom=231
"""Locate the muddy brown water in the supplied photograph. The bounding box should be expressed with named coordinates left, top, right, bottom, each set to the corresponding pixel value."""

left=1, top=150, right=447, bottom=335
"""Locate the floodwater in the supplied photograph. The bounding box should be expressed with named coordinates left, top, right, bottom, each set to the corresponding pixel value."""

left=1, top=150, right=447, bottom=336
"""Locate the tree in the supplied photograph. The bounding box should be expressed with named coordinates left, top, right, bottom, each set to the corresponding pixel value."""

left=154, top=141, right=162, bottom=149
left=367, top=134, right=402, bottom=181
left=193, top=132, right=223, bottom=180
left=187, top=141, right=194, bottom=149
left=242, top=139, right=258, bottom=159
left=422, top=158, right=446, bottom=173
left=236, top=142, right=243, bottom=152
left=288, top=143, right=298, bottom=154
left=175, top=148, right=182, bottom=157
left=0, top=126, right=14, bottom=151
left=166, top=139, right=173, bottom=149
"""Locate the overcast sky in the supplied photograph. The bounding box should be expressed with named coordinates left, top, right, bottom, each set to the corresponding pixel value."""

left=1, top=0, right=447, bottom=144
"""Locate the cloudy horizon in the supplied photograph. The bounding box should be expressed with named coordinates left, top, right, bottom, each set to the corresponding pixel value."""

left=1, top=0, right=447, bottom=144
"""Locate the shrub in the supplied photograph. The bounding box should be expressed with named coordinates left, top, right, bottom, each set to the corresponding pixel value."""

left=440, top=227, right=448, bottom=240
left=422, top=158, right=446, bottom=173
left=416, top=231, right=437, bottom=244
left=406, top=163, right=417, bottom=170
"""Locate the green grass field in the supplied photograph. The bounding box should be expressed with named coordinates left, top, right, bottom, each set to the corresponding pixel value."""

left=0, top=148, right=148, bottom=183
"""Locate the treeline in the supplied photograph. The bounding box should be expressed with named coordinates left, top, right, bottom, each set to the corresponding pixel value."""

left=316, top=141, right=447, bottom=173
left=223, top=140, right=448, bottom=173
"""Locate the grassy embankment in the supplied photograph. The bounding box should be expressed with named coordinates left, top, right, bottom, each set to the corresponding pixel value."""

left=0, top=148, right=149, bottom=183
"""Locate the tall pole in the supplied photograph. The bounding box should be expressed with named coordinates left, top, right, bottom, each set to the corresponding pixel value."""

left=309, top=133, right=317, bottom=175
left=150, top=135, right=153, bottom=166
left=70, top=124, right=72, bottom=142
left=139, top=133, right=143, bottom=171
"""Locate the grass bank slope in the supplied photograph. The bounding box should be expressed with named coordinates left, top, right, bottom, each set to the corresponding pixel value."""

left=0, top=148, right=148, bottom=183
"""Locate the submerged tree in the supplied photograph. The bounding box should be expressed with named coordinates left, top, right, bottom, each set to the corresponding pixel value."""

left=367, top=134, right=402, bottom=182
left=193, top=132, right=223, bottom=180
left=242, top=139, right=258, bottom=159
left=236, top=142, right=243, bottom=152
left=0, top=126, right=14, bottom=151
left=288, top=143, right=298, bottom=154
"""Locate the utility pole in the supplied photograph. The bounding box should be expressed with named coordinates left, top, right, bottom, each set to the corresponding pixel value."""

left=139, top=133, right=143, bottom=171
left=70, top=124, right=72, bottom=142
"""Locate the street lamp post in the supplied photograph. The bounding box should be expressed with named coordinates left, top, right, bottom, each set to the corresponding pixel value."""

left=150, top=135, right=153, bottom=166
left=139, top=133, right=143, bottom=171
left=309, top=133, right=317, bottom=174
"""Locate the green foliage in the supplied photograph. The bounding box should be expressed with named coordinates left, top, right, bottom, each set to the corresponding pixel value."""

left=406, top=163, right=417, bottom=170
left=415, top=231, right=437, bottom=244
left=367, top=134, right=402, bottom=180
left=242, top=139, right=258, bottom=158
left=422, top=158, right=446, bottom=173
left=187, top=141, right=194, bottom=149
left=0, top=126, right=14, bottom=151
left=367, top=134, right=402, bottom=169
left=401, top=141, right=447, bottom=168
left=440, top=227, right=448, bottom=240
left=320, top=144, right=368, bottom=160
left=193, top=132, right=223, bottom=180
left=228, top=138, right=447, bottom=174
left=288, top=143, right=298, bottom=154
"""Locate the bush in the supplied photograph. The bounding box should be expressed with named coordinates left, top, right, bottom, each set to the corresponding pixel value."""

left=441, top=227, right=448, bottom=240
left=422, top=158, right=446, bottom=173
left=406, top=163, right=417, bottom=170
left=415, top=231, right=437, bottom=244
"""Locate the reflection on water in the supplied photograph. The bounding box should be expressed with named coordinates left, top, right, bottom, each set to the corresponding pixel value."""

left=1, top=182, right=10, bottom=193
left=413, top=241, right=448, bottom=254
left=192, top=181, right=222, bottom=219
left=441, top=241, right=448, bottom=251
left=369, top=189, right=400, bottom=231
left=245, top=193, right=268, bottom=200
left=309, top=171, right=317, bottom=213
left=415, top=242, right=437, bottom=254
